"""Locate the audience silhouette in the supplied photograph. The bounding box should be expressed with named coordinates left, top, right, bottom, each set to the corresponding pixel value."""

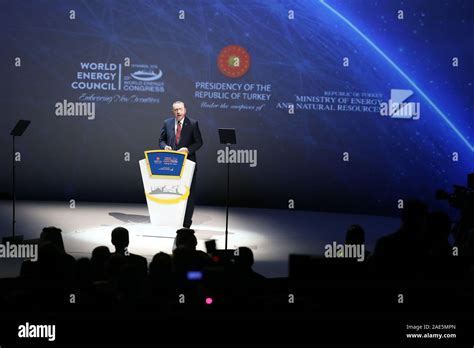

left=6, top=195, right=473, bottom=315
left=111, top=226, right=148, bottom=278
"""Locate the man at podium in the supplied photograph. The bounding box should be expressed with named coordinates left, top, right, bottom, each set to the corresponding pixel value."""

left=159, top=101, right=203, bottom=228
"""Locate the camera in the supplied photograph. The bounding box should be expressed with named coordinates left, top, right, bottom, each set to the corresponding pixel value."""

left=436, top=173, right=474, bottom=211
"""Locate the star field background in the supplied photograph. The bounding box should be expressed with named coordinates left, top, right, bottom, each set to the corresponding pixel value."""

left=0, top=0, right=472, bottom=216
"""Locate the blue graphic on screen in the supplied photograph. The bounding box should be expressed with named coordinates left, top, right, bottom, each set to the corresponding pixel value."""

left=0, top=0, right=472, bottom=216
left=146, top=152, right=185, bottom=177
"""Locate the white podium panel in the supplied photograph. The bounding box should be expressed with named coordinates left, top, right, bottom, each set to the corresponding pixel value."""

left=139, top=158, right=195, bottom=226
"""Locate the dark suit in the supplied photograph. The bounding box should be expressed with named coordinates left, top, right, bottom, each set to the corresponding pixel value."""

left=159, top=116, right=203, bottom=227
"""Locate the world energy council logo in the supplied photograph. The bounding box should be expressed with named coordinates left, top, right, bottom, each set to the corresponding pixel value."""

left=217, top=45, right=250, bottom=78
left=70, top=62, right=165, bottom=106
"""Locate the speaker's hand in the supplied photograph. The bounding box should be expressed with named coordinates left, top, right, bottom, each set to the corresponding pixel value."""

left=164, top=146, right=172, bottom=150
left=178, top=147, right=189, bottom=154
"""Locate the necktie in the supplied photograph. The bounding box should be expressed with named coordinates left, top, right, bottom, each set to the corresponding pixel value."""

left=176, top=121, right=182, bottom=145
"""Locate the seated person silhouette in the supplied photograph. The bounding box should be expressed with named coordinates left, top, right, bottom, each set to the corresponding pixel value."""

left=91, top=246, right=111, bottom=281
left=372, top=199, right=428, bottom=279
left=345, top=224, right=371, bottom=260
left=21, top=226, right=75, bottom=282
left=111, top=227, right=148, bottom=278
left=172, top=228, right=210, bottom=274
left=233, top=246, right=266, bottom=281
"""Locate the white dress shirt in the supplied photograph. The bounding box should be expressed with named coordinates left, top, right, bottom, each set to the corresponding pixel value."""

left=174, top=117, right=185, bottom=135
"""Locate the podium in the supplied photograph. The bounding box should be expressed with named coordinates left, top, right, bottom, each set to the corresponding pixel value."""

left=139, top=150, right=195, bottom=226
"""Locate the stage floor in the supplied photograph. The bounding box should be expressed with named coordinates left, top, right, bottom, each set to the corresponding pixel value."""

left=0, top=200, right=400, bottom=278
